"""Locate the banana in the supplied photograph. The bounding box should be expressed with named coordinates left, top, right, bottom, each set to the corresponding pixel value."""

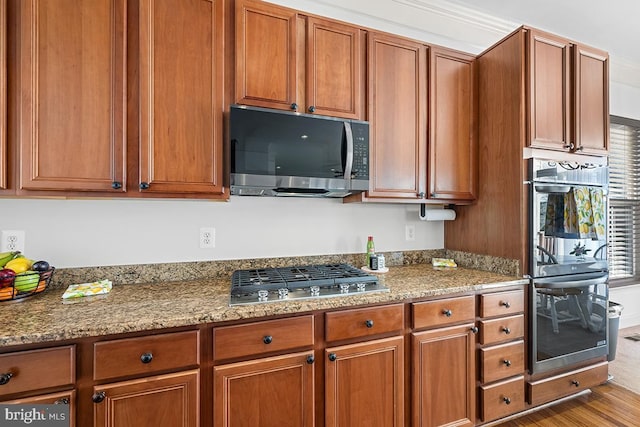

left=0, top=251, right=21, bottom=268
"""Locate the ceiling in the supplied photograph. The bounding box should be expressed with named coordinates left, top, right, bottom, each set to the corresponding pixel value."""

left=449, top=0, right=639, bottom=63
left=281, top=0, right=640, bottom=87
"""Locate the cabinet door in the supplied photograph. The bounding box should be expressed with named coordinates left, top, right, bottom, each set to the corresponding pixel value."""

left=19, top=0, right=126, bottom=192
left=0, top=0, right=6, bottom=189
left=412, top=324, right=475, bottom=427
left=306, top=17, right=364, bottom=119
left=2, top=390, right=76, bottom=427
left=213, top=352, right=314, bottom=427
left=235, top=0, right=298, bottom=111
left=367, top=32, right=427, bottom=199
left=574, top=44, right=609, bottom=154
left=93, top=370, right=199, bottom=427
left=527, top=29, right=570, bottom=151
left=325, top=336, right=404, bottom=427
left=429, top=48, right=476, bottom=201
left=139, top=0, right=224, bottom=195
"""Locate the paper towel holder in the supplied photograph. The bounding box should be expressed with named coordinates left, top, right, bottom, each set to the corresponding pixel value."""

left=419, top=204, right=457, bottom=221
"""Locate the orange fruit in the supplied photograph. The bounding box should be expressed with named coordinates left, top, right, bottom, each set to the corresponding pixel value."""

left=0, top=287, right=15, bottom=301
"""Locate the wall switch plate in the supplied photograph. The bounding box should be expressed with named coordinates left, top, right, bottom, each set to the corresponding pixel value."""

left=405, top=225, right=415, bottom=241
left=200, top=227, right=215, bottom=248
left=1, top=230, right=26, bottom=253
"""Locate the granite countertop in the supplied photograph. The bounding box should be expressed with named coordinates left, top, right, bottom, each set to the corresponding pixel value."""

left=0, top=264, right=527, bottom=347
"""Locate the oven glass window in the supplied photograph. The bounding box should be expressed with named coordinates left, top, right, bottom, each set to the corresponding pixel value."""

left=534, top=281, right=608, bottom=363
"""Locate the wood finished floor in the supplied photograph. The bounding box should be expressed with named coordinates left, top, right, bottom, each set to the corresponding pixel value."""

left=493, top=383, right=640, bottom=426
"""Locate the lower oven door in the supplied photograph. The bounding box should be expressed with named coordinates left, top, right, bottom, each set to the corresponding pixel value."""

left=530, top=272, right=609, bottom=374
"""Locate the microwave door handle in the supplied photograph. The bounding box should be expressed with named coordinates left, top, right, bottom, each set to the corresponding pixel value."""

left=343, top=122, right=353, bottom=180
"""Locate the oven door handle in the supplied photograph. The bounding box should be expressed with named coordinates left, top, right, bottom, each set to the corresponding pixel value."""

left=534, top=274, right=608, bottom=289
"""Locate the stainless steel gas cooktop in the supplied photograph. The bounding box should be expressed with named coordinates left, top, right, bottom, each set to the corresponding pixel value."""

left=229, top=263, right=388, bottom=306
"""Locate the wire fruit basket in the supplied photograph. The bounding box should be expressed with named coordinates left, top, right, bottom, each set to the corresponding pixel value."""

left=0, top=268, right=55, bottom=302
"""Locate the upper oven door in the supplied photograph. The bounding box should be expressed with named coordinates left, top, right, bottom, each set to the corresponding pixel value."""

left=529, top=158, right=609, bottom=278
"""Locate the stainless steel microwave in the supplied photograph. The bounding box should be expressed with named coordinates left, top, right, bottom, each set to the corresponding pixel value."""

left=229, top=105, right=369, bottom=197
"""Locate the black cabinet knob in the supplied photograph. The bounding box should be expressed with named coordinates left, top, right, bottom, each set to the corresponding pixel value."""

left=328, top=353, right=337, bottom=362
left=571, top=380, right=580, bottom=387
left=308, top=106, right=316, bottom=113
left=443, top=309, right=452, bottom=317
left=503, top=359, right=512, bottom=367
left=470, top=326, right=479, bottom=334
left=306, top=355, right=315, bottom=364
left=500, top=301, right=511, bottom=308
left=139, top=182, right=150, bottom=190
left=140, top=352, right=153, bottom=364
left=365, top=319, right=374, bottom=328
left=502, top=327, right=511, bottom=334
left=54, top=398, right=70, bottom=405
left=0, top=373, right=13, bottom=385
left=92, top=391, right=106, bottom=404
left=111, top=181, right=122, bottom=190
left=563, top=142, right=576, bottom=151
left=503, top=397, right=511, bottom=405
left=576, top=146, right=584, bottom=152
left=290, top=103, right=298, bottom=111
left=263, top=335, right=273, bottom=344
left=418, top=192, right=425, bottom=198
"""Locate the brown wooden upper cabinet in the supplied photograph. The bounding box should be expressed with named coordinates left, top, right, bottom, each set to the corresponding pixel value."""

left=235, top=0, right=365, bottom=119
left=352, top=33, right=476, bottom=203
left=0, top=0, right=6, bottom=190
left=18, top=0, right=127, bottom=192
left=365, top=32, right=428, bottom=200
left=139, top=0, right=225, bottom=195
left=527, top=28, right=608, bottom=154
left=429, top=48, right=476, bottom=201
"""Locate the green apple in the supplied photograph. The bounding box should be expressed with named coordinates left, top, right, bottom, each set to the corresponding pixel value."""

left=13, top=271, right=40, bottom=292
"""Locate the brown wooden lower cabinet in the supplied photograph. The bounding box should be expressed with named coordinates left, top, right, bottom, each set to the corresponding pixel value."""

left=93, top=369, right=199, bottom=427
left=2, top=390, right=76, bottom=427
left=325, top=336, right=404, bottom=427
left=528, top=361, right=608, bottom=407
left=480, top=376, right=525, bottom=422
left=213, top=351, right=315, bottom=427
left=412, top=323, right=476, bottom=427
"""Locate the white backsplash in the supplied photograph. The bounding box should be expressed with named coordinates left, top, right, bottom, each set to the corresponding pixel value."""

left=0, top=197, right=443, bottom=268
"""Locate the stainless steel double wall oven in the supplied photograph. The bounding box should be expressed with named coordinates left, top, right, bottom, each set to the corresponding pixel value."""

left=528, top=156, right=609, bottom=373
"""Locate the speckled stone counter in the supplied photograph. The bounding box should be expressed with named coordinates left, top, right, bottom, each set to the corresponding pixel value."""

left=0, top=263, right=527, bottom=347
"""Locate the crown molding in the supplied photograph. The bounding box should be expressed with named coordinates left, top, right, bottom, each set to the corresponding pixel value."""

left=393, top=0, right=516, bottom=35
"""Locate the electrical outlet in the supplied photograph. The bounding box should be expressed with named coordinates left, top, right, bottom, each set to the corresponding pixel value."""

left=200, top=227, right=215, bottom=249
left=1, top=230, right=26, bottom=253
left=405, top=225, right=415, bottom=241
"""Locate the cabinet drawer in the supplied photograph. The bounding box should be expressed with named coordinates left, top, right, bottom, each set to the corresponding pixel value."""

left=214, top=316, right=314, bottom=361
left=528, top=361, right=608, bottom=406
left=93, top=330, right=199, bottom=381
left=480, top=340, right=525, bottom=384
left=480, top=290, right=525, bottom=318
left=0, top=346, right=75, bottom=396
left=2, top=390, right=76, bottom=425
left=412, top=295, right=475, bottom=329
left=325, top=304, right=404, bottom=342
left=479, top=314, right=524, bottom=345
left=480, top=375, right=525, bottom=422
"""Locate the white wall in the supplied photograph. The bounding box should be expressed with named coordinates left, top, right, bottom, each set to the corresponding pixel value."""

left=0, top=198, right=442, bottom=268
left=610, top=81, right=640, bottom=121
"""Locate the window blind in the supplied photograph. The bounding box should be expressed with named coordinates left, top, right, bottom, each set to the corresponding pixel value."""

left=608, top=116, right=640, bottom=282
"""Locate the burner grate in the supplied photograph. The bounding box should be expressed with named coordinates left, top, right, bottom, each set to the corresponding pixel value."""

left=230, top=263, right=378, bottom=296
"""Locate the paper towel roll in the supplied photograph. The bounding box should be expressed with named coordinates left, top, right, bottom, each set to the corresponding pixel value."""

left=419, top=207, right=456, bottom=221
